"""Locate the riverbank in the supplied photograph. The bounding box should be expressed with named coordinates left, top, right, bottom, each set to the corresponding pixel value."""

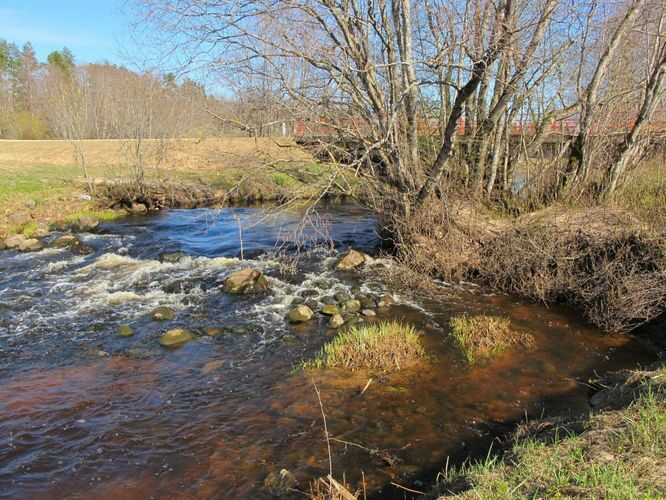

left=433, top=360, right=666, bottom=498
left=0, top=137, right=358, bottom=238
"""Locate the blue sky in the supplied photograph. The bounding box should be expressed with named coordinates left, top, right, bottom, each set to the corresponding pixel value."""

left=0, top=0, right=129, bottom=64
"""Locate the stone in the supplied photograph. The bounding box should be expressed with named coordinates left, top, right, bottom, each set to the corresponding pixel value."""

left=262, top=469, right=298, bottom=497
left=361, top=309, right=377, bottom=317
left=288, top=305, right=314, bottom=323
left=18, top=238, right=44, bottom=252
left=321, top=304, right=340, bottom=316
left=151, top=306, right=176, bottom=321
left=25, top=199, right=37, bottom=210
left=378, top=295, right=395, bottom=307
left=159, top=328, right=195, bottom=347
left=222, top=268, right=269, bottom=294
left=71, top=215, right=99, bottom=232
left=329, top=314, right=345, bottom=328
left=159, top=251, right=187, bottom=264
left=358, top=296, right=376, bottom=309
left=4, top=234, right=25, bottom=249
left=32, top=223, right=50, bottom=239
left=162, top=279, right=194, bottom=294
left=334, top=291, right=351, bottom=303
left=203, top=327, right=226, bottom=337
left=52, top=234, right=80, bottom=248
left=304, top=299, right=319, bottom=310
left=321, top=295, right=337, bottom=305
left=343, top=299, right=361, bottom=313
left=130, top=203, right=148, bottom=214
left=71, top=242, right=96, bottom=255
left=118, top=325, right=134, bottom=337
left=336, top=249, right=367, bottom=270
left=7, top=213, right=31, bottom=228
left=300, top=289, right=319, bottom=298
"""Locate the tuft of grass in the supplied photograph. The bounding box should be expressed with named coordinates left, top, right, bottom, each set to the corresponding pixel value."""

left=302, top=321, right=425, bottom=372
left=436, top=379, right=666, bottom=498
left=450, top=315, right=534, bottom=363
left=63, top=207, right=126, bottom=224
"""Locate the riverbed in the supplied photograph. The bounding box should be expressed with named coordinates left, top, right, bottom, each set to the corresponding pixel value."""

left=0, top=204, right=657, bottom=498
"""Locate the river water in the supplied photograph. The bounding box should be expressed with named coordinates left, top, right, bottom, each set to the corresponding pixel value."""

left=0, top=205, right=657, bottom=498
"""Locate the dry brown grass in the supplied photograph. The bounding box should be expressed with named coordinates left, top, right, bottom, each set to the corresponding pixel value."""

left=0, top=137, right=313, bottom=171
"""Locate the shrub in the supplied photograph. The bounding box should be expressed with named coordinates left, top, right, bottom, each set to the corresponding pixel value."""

left=302, top=321, right=425, bottom=371
left=450, top=315, right=534, bottom=363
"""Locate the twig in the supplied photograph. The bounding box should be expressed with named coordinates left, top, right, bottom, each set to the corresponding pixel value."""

left=360, top=378, right=373, bottom=396
left=390, top=482, right=426, bottom=495
left=312, top=379, right=333, bottom=477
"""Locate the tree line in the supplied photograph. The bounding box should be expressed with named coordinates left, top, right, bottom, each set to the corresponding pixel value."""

left=0, top=39, right=232, bottom=141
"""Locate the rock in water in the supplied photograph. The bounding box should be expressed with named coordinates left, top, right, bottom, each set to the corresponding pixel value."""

left=343, top=299, right=362, bottom=313
left=263, top=469, right=298, bottom=496
left=321, top=304, right=340, bottom=316
left=329, top=314, right=345, bottom=328
left=51, top=234, right=79, bottom=248
left=159, top=328, right=195, bottom=347
left=18, top=238, right=45, bottom=252
left=71, top=242, right=96, bottom=255
left=4, top=234, right=25, bottom=249
left=203, top=327, right=226, bottom=337
left=222, top=268, right=269, bottom=294
left=151, top=306, right=176, bottom=321
left=378, top=295, right=395, bottom=307
left=288, top=305, right=314, bottom=323
left=336, top=249, right=367, bottom=270
left=71, top=215, right=99, bottom=232
left=130, top=203, right=147, bottom=214
left=361, top=309, right=377, bottom=317
left=159, top=251, right=187, bottom=264
left=118, top=325, right=134, bottom=337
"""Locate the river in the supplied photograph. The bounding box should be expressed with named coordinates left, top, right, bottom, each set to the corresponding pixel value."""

left=0, top=204, right=657, bottom=498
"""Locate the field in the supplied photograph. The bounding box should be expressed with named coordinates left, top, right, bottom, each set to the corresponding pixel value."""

left=0, top=138, right=332, bottom=235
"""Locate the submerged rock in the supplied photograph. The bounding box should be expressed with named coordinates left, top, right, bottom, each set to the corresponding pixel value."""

left=203, top=327, right=226, bottom=337
left=329, top=314, right=345, bottom=328
left=223, top=268, right=269, bottom=294
left=336, top=249, right=367, bottom=270
left=19, top=238, right=45, bottom=252
left=151, top=306, right=176, bottom=321
left=118, top=325, right=134, bottom=337
left=288, top=305, right=314, bottom=323
left=262, top=469, right=298, bottom=497
left=159, top=328, right=195, bottom=347
left=321, top=304, right=340, bottom=316
left=51, top=234, right=79, bottom=248
left=71, top=215, right=99, bottom=232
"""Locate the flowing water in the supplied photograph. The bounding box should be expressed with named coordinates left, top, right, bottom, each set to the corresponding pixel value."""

left=0, top=205, right=657, bottom=498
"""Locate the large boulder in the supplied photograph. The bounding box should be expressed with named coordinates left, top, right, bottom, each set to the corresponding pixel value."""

left=343, top=299, right=362, bottom=314
left=159, top=328, right=195, bottom=347
left=321, top=304, right=340, bottom=316
left=336, top=249, right=367, bottom=270
left=4, top=234, right=25, bottom=249
left=329, top=314, right=345, bottom=328
left=222, top=268, right=269, bottom=294
left=18, top=238, right=45, bottom=252
left=71, top=215, right=99, bottom=232
left=52, top=234, right=80, bottom=248
left=130, top=203, right=148, bottom=214
left=288, top=305, right=314, bottom=323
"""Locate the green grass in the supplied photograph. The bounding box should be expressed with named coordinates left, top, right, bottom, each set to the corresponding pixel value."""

left=302, top=321, right=425, bottom=371
left=63, top=207, right=126, bottom=223
left=436, top=380, right=666, bottom=498
left=450, top=315, right=534, bottom=363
